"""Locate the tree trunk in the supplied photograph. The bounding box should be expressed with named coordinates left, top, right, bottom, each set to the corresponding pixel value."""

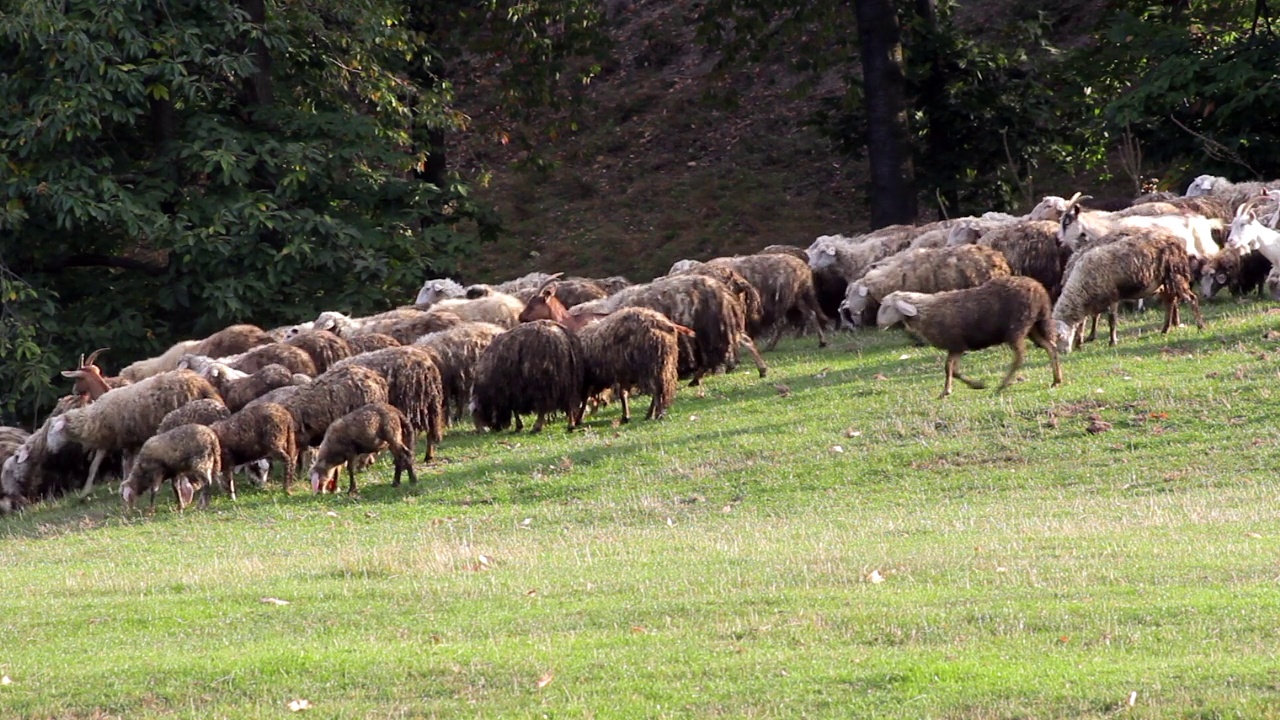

left=910, top=0, right=955, bottom=218
left=856, top=0, right=917, bottom=227
left=240, top=0, right=273, bottom=109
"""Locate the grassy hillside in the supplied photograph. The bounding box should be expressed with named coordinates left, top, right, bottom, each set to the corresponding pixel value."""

left=5, top=298, right=1280, bottom=718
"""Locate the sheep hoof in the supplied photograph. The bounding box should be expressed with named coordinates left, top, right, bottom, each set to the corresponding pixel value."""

left=757, top=368, right=768, bottom=378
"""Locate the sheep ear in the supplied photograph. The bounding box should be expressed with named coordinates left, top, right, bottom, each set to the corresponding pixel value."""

left=894, top=298, right=919, bottom=317
left=16, top=447, right=29, bottom=463
left=857, top=285, right=869, bottom=297
left=1216, top=273, right=1227, bottom=284
left=61, top=370, right=84, bottom=379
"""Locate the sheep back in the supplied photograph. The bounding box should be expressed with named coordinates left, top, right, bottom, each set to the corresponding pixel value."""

left=157, top=398, right=231, bottom=435
left=285, top=330, right=352, bottom=374
left=279, top=364, right=390, bottom=447
left=196, top=324, right=273, bottom=358
left=471, top=320, right=585, bottom=431
left=331, top=346, right=445, bottom=445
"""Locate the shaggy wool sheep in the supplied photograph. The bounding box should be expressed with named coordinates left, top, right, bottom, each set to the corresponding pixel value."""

left=122, top=424, right=222, bottom=510
left=576, top=307, right=691, bottom=422
left=308, top=403, right=417, bottom=495
left=877, top=276, right=1063, bottom=397
left=285, top=330, right=352, bottom=374
left=209, top=402, right=301, bottom=494
left=331, top=346, right=446, bottom=461
left=704, top=254, right=828, bottom=349
left=345, top=333, right=402, bottom=355
left=156, top=398, right=231, bottom=435
left=413, top=322, right=507, bottom=423
left=470, top=320, right=586, bottom=432
left=119, top=340, right=203, bottom=382
left=195, top=324, right=273, bottom=359
left=1199, top=245, right=1272, bottom=299
left=415, top=278, right=468, bottom=307
left=278, top=364, right=391, bottom=451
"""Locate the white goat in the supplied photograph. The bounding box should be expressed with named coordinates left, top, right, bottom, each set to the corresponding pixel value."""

left=1224, top=194, right=1280, bottom=265
left=1058, top=192, right=1221, bottom=259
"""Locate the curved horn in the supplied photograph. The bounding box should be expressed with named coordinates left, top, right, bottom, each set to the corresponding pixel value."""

left=536, top=272, right=565, bottom=294
left=84, top=347, right=109, bottom=367
left=1063, top=192, right=1084, bottom=211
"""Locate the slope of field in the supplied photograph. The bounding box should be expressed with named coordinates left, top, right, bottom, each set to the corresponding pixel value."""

left=4, top=298, right=1280, bottom=718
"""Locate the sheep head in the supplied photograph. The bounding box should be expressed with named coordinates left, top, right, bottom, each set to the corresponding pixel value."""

left=415, top=278, right=466, bottom=306
left=839, top=281, right=874, bottom=328
left=806, top=238, right=840, bottom=270
left=1054, top=320, right=1077, bottom=354
left=313, top=311, right=347, bottom=334
left=946, top=222, right=982, bottom=247
left=668, top=259, right=703, bottom=275
left=45, top=415, right=71, bottom=453
left=1225, top=195, right=1275, bottom=251
left=875, top=292, right=923, bottom=329
left=1186, top=174, right=1228, bottom=197
left=1029, top=195, right=1068, bottom=222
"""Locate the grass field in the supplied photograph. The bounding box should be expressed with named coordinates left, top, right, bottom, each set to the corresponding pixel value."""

left=4, top=299, right=1280, bottom=718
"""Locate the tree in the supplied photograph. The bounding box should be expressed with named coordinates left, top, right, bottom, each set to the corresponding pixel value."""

left=855, top=0, right=917, bottom=226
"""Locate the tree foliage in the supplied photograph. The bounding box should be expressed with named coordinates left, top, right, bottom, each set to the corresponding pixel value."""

left=0, top=0, right=605, bottom=425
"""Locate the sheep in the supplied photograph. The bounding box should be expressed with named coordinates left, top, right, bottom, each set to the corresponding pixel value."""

left=1053, top=229, right=1204, bottom=353
left=1028, top=195, right=1069, bottom=222
left=243, top=384, right=304, bottom=410
left=807, top=224, right=942, bottom=284
left=156, top=398, right=231, bottom=434
left=425, top=293, right=525, bottom=329
left=976, top=220, right=1073, bottom=300
left=208, top=402, right=301, bottom=494
left=1266, top=266, right=1280, bottom=300
left=194, top=324, right=274, bottom=359
left=701, top=254, right=828, bottom=349
left=278, top=364, right=391, bottom=453
left=757, top=245, right=809, bottom=261
left=415, top=278, right=468, bottom=307
left=285, top=330, right=352, bottom=374
left=345, top=333, right=401, bottom=354
left=905, top=225, right=954, bottom=250
left=316, top=308, right=462, bottom=344
left=46, top=370, right=221, bottom=497
left=119, top=340, right=203, bottom=382
left=308, top=403, right=417, bottom=495
left=330, top=346, right=446, bottom=461
left=494, top=271, right=557, bottom=298
left=570, top=274, right=766, bottom=384
left=209, top=364, right=310, bottom=413
left=470, top=320, right=586, bottom=433
left=314, top=308, right=419, bottom=337
left=1199, top=245, right=1272, bottom=299
left=576, top=307, right=691, bottom=422
left=1058, top=192, right=1221, bottom=258
left=876, top=276, right=1063, bottom=398
left=121, top=424, right=222, bottom=511
left=226, top=342, right=318, bottom=377
left=667, top=264, right=765, bottom=343
left=840, top=245, right=1012, bottom=327
left=0, top=427, right=30, bottom=465
left=413, top=322, right=507, bottom=423
left=1184, top=175, right=1280, bottom=208
left=1, top=396, right=96, bottom=509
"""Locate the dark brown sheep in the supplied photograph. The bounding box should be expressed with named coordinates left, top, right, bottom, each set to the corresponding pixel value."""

left=278, top=365, right=391, bottom=452
left=121, top=424, right=222, bottom=510
left=413, top=322, right=506, bottom=423
left=229, top=342, right=318, bottom=376
left=285, top=330, right=352, bottom=374
left=345, top=333, right=402, bottom=354
left=706, top=254, right=829, bottom=349
left=195, top=324, right=273, bottom=359
left=471, top=320, right=586, bottom=433
left=976, top=220, right=1073, bottom=301
left=213, top=364, right=306, bottom=413
left=156, top=398, right=231, bottom=434
left=577, top=307, right=689, bottom=422
left=209, top=402, right=301, bottom=494
left=331, top=346, right=446, bottom=461
left=1199, top=245, right=1272, bottom=299
left=877, top=276, right=1064, bottom=398
left=308, top=403, right=417, bottom=495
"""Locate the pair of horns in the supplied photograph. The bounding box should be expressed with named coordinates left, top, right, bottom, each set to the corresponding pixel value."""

left=536, top=272, right=565, bottom=294
left=1063, top=192, right=1094, bottom=212
left=78, top=348, right=109, bottom=369
left=1237, top=191, right=1276, bottom=218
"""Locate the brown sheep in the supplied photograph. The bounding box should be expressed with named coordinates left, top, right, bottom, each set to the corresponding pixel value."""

left=471, top=320, right=586, bottom=433
left=195, top=324, right=273, bottom=359
left=211, top=364, right=307, bottom=413
left=278, top=364, right=391, bottom=450
left=285, top=330, right=352, bottom=374
left=228, top=342, right=318, bottom=377
left=345, top=333, right=402, bottom=354
left=413, top=322, right=506, bottom=423
left=976, top=220, right=1073, bottom=301
left=331, top=347, right=446, bottom=461
left=156, top=398, right=231, bottom=435
left=209, top=402, right=301, bottom=494
left=842, top=245, right=1012, bottom=328
left=308, top=403, right=417, bottom=495
left=121, top=424, right=222, bottom=511
left=876, top=276, right=1064, bottom=398
left=1199, top=245, right=1271, bottom=299
left=758, top=244, right=809, bottom=261
left=577, top=307, right=690, bottom=422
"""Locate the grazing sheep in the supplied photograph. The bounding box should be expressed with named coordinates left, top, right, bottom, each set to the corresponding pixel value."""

left=667, top=264, right=765, bottom=344
left=227, top=342, right=318, bottom=377
left=308, top=403, right=417, bottom=495
left=1199, top=245, right=1272, bottom=299
left=841, top=245, right=1011, bottom=327
left=1053, top=229, right=1204, bottom=352
left=209, top=402, right=301, bottom=494
left=704, top=254, right=828, bottom=349
left=46, top=370, right=221, bottom=496
left=415, top=278, right=468, bottom=307
left=316, top=308, right=462, bottom=344
left=243, top=384, right=304, bottom=410
left=279, top=364, right=391, bottom=452
left=413, top=322, right=507, bottom=423
left=976, top=220, right=1073, bottom=300
left=211, top=364, right=309, bottom=413
left=1185, top=175, right=1280, bottom=208
left=577, top=307, right=691, bottom=422
left=331, top=346, right=446, bottom=461
left=121, top=424, right=222, bottom=510
left=345, top=333, right=401, bottom=354
left=285, top=330, right=352, bottom=374
left=195, top=324, right=273, bottom=359
left=156, top=398, right=231, bottom=434
left=1, top=397, right=96, bottom=509
left=119, top=340, right=203, bottom=382
left=470, top=320, right=586, bottom=433
left=0, top=427, right=30, bottom=465
left=876, top=276, right=1064, bottom=397
left=1266, top=266, right=1280, bottom=300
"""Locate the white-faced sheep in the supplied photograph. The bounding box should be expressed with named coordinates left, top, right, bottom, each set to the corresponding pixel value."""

left=119, top=340, right=203, bottom=382
left=209, top=402, right=301, bottom=494
left=330, top=346, right=446, bottom=461
left=315, top=308, right=462, bottom=344
left=876, top=276, right=1063, bottom=398
left=121, top=424, right=222, bottom=511
left=413, top=322, right=507, bottom=423
left=415, top=278, right=468, bottom=307
left=840, top=245, right=1012, bottom=328
left=46, top=370, right=221, bottom=497
left=285, top=330, right=352, bottom=374
left=1185, top=175, right=1280, bottom=208
left=308, top=403, right=417, bottom=495
left=470, top=320, right=586, bottom=433
left=807, top=223, right=951, bottom=285
left=1053, top=229, right=1204, bottom=352
left=1, top=396, right=96, bottom=510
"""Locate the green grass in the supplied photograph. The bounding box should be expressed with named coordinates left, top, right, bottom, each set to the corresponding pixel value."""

left=6, top=299, right=1280, bottom=718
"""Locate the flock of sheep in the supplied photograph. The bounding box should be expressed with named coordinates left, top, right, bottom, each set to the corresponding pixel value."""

left=2, top=173, right=1278, bottom=512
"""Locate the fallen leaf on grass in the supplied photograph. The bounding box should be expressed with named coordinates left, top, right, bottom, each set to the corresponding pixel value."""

left=814, top=366, right=832, bottom=378
left=873, top=373, right=888, bottom=381
left=1086, top=420, right=1112, bottom=434
left=1, top=675, right=11, bottom=685
left=260, top=597, right=291, bottom=606
left=520, top=517, right=532, bottom=527
left=1246, top=532, right=1263, bottom=539
left=477, top=554, right=492, bottom=568
left=287, top=699, right=311, bottom=712
left=995, top=566, right=1008, bottom=573
left=525, top=589, right=538, bottom=597
left=688, top=415, right=699, bottom=422
left=535, top=672, right=555, bottom=690
left=898, top=354, right=911, bottom=360
left=774, top=384, right=791, bottom=398
left=1127, top=691, right=1138, bottom=707
left=844, top=428, right=862, bottom=438
left=325, top=511, right=338, bottom=518
left=631, top=626, right=647, bottom=634
left=830, top=445, right=844, bottom=454
left=865, top=570, right=885, bottom=584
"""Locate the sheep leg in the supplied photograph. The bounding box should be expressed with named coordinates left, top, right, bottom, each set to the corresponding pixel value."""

left=222, top=465, right=236, bottom=502
left=420, top=433, right=433, bottom=464
left=739, top=334, right=768, bottom=378
left=940, top=354, right=956, bottom=398
left=1029, top=326, right=1064, bottom=387
left=949, top=352, right=985, bottom=390
left=619, top=388, right=631, bottom=424
left=1086, top=314, right=1098, bottom=343
left=532, top=413, right=546, bottom=433
left=997, top=339, right=1026, bottom=393
left=764, top=326, right=783, bottom=352
left=1189, top=293, right=1205, bottom=330
left=1107, top=308, right=1118, bottom=346
left=79, top=449, right=108, bottom=499
left=346, top=461, right=358, bottom=496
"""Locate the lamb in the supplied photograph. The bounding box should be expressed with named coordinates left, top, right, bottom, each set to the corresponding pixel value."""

left=121, top=424, right=222, bottom=511
left=1053, top=229, right=1204, bottom=352
left=194, top=324, right=274, bottom=359
left=413, top=322, right=507, bottom=423
left=470, top=320, right=586, bottom=433
left=346, top=333, right=401, bottom=354
left=46, top=370, right=221, bottom=497
left=285, top=330, right=352, bottom=374
left=308, top=403, right=417, bottom=495
left=119, top=340, right=203, bottom=382
left=278, top=364, right=391, bottom=451
left=210, top=364, right=309, bottom=413
left=840, top=245, right=1012, bottom=327
left=876, top=276, right=1063, bottom=398
left=330, top=346, right=446, bottom=461
left=208, top=402, right=301, bottom=494
left=1199, top=245, right=1272, bottom=299
left=415, top=278, right=468, bottom=306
